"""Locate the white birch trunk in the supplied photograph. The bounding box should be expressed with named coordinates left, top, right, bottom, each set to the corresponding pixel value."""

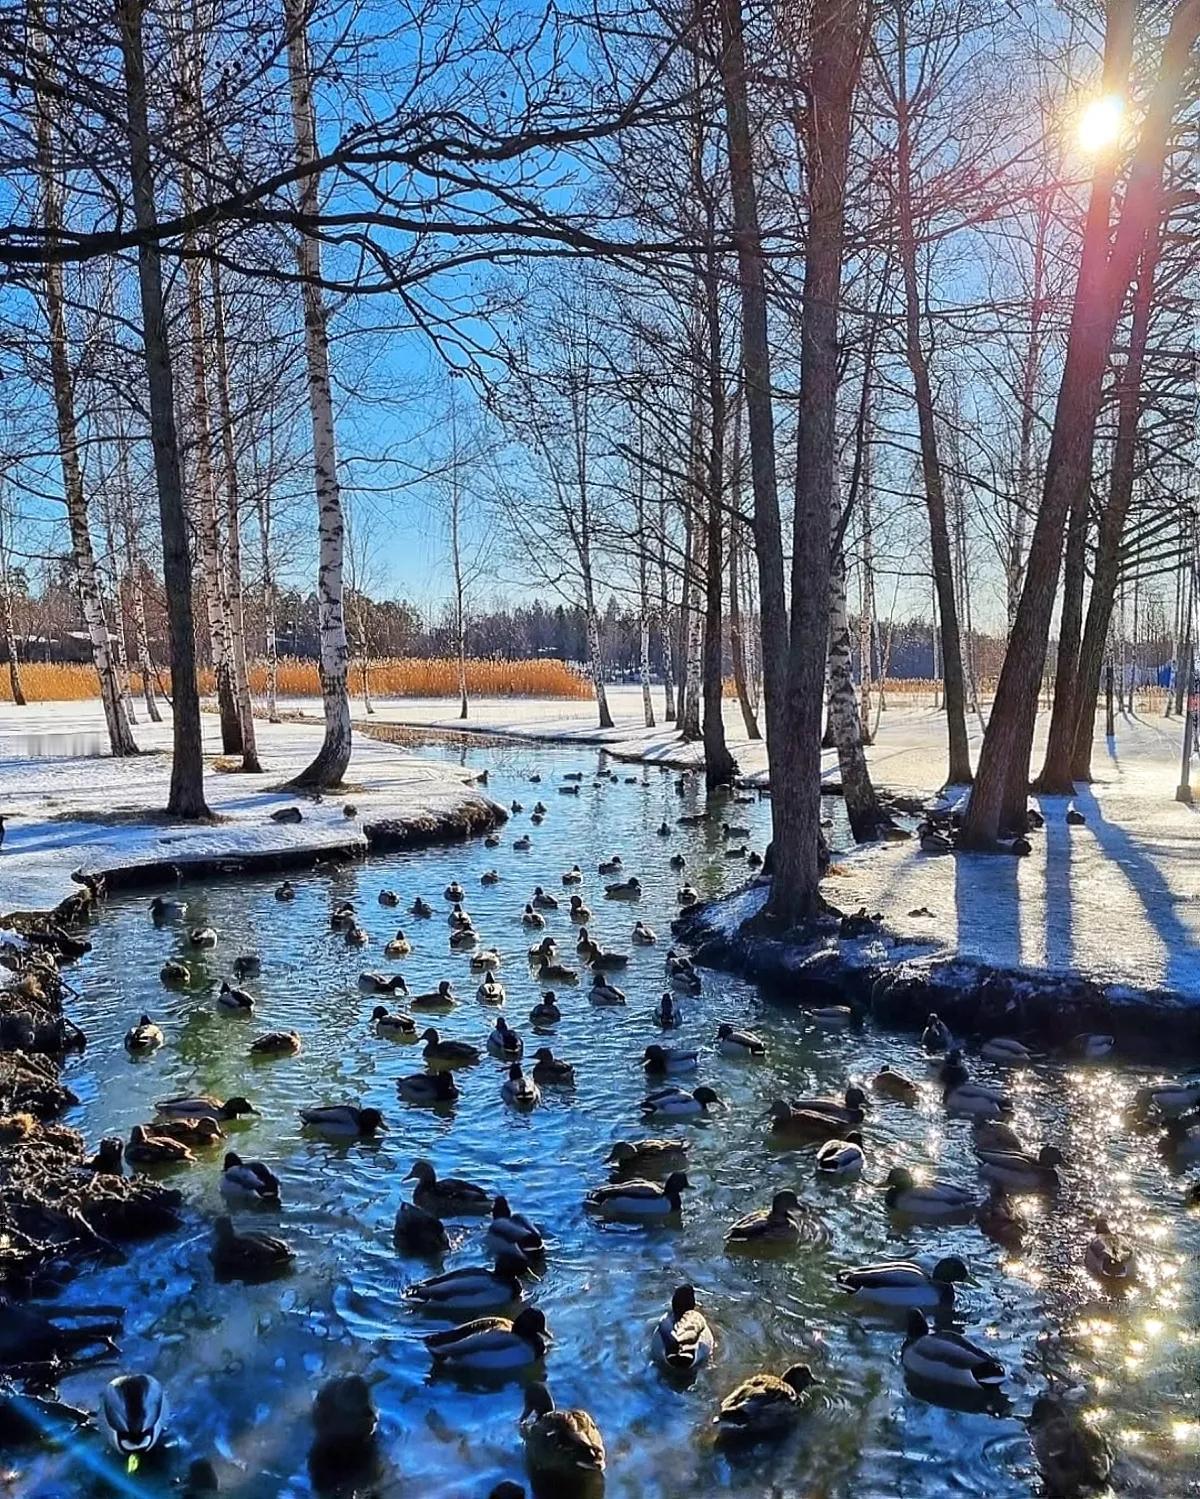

left=0, top=498, right=26, bottom=706
left=829, top=532, right=885, bottom=841
left=255, top=479, right=280, bottom=723
left=115, top=436, right=162, bottom=722
left=99, top=483, right=137, bottom=725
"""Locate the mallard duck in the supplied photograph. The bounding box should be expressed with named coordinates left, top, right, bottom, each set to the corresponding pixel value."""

left=502, top=1062, right=540, bottom=1108
left=714, top=1365, right=817, bottom=1443
left=529, top=992, right=562, bottom=1026
left=977, top=1192, right=1026, bottom=1252
left=160, top=959, right=190, bottom=986
left=148, top=1115, right=223, bottom=1148
left=1160, top=1117, right=1200, bottom=1163
left=606, top=1138, right=687, bottom=1177
left=487, top=1196, right=544, bottom=1255
left=232, top=954, right=261, bottom=979
left=652, top=1284, right=713, bottom=1375
left=529, top=935, right=557, bottom=962
left=979, top=1036, right=1038, bottom=1066
left=477, top=971, right=506, bottom=1005
left=102, top=1373, right=166, bottom=1457
left=485, top=833, right=502, bottom=849
left=371, top=1004, right=416, bottom=1038
left=604, top=876, right=641, bottom=900
left=901, top=1310, right=1004, bottom=1394
left=815, top=1132, right=865, bottom=1181
left=669, top=851, right=686, bottom=870
left=511, top=801, right=524, bottom=814
left=885, top=1166, right=976, bottom=1218
left=521, top=1382, right=605, bottom=1479
left=384, top=931, right=412, bottom=958
left=563, top=771, right=585, bottom=782
left=677, top=884, right=700, bottom=905
left=1134, top=1079, right=1200, bottom=1121
left=586, top=1170, right=690, bottom=1220
left=643, top=1044, right=698, bottom=1076
left=394, top=1200, right=450, bottom=1255
left=561, top=865, right=583, bottom=885
left=275, top=881, right=296, bottom=902
left=1030, top=1394, right=1113, bottom=1497
left=344, top=924, right=369, bottom=948
left=532, top=800, right=548, bottom=815
left=522, top=904, right=546, bottom=929
left=406, top=1159, right=491, bottom=1215
left=488, top=1017, right=524, bottom=1059
left=972, top=1118, right=1026, bottom=1153
left=598, top=855, right=623, bottom=875
left=405, top=1249, right=529, bottom=1313
left=449, top=925, right=478, bottom=951
left=299, top=1104, right=386, bottom=1137
left=470, top=949, right=503, bottom=971
left=330, top=903, right=356, bottom=932
left=513, top=835, right=532, bottom=852
left=768, top=1102, right=850, bottom=1143
left=590, top=947, right=629, bottom=972
left=156, top=1093, right=258, bottom=1121
left=421, top=1027, right=481, bottom=1068
left=411, top=980, right=456, bottom=1010
left=412, top=897, right=434, bottom=918
left=425, top=1306, right=551, bottom=1372
left=150, top=896, right=185, bottom=923
left=217, top=980, right=255, bottom=1014
left=917, top=821, right=954, bottom=855
left=837, top=1255, right=969, bottom=1310
left=632, top=920, right=657, bottom=945
left=922, top=1013, right=953, bottom=1052
left=943, top=1072, right=1013, bottom=1121
left=531, top=886, right=558, bottom=911
left=789, top=1086, right=867, bottom=1126
left=1071, top=1032, right=1114, bottom=1061
left=398, top=1070, right=460, bottom=1106
left=666, top=947, right=700, bottom=981
left=590, top=974, right=626, bottom=1006
left=655, top=992, right=684, bottom=1028
left=576, top=931, right=599, bottom=964
left=311, top=1373, right=377, bottom=1451
left=872, top=1065, right=920, bottom=1103
left=211, top=1214, right=294, bottom=1278
left=641, top=1084, right=721, bottom=1120
left=378, top=888, right=400, bottom=907
left=249, top=1029, right=302, bottom=1057
left=716, top=1023, right=766, bottom=1059
left=977, top=1144, right=1062, bottom=1194
left=124, top=1014, right=163, bottom=1053
left=808, top=1004, right=861, bottom=1028
left=126, top=1124, right=192, bottom=1166
left=481, top=868, right=501, bottom=886
left=532, top=1047, right=574, bottom=1086
left=536, top=956, right=578, bottom=984
left=445, top=881, right=466, bottom=902
left=1084, top=1217, right=1138, bottom=1284
left=569, top=897, right=592, bottom=924
left=220, top=1151, right=281, bottom=1206
left=726, top=1189, right=808, bottom=1248
left=189, top=926, right=217, bottom=949
left=359, top=971, right=404, bottom=995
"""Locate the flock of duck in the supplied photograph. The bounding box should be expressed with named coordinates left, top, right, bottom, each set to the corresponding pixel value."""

left=73, top=764, right=1196, bottom=1496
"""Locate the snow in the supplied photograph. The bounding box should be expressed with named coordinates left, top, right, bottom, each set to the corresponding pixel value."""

left=0, top=703, right=501, bottom=918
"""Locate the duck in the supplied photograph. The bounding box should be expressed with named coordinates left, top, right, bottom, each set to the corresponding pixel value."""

left=371, top=1004, right=417, bottom=1038
left=632, top=920, right=657, bottom=945
left=563, top=771, right=584, bottom=781
left=220, top=1152, right=281, bottom=1206
left=979, top=1036, right=1038, bottom=1066
left=148, top=1116, right=223, bottom=1148
left=521, top=1382, right=605, bottom=1479
left=232, top=954, right=261, bottom=979
left=808, top=1004, right=861, bottom=1028
left=561, top=865, right=584, bottom=885
left=188, top=926, right=217, bottom=949
left=901, top=1310, right=1004, bottom=1394
left=150, top=896, right=185, bottom=923
left=344, top=924, right=369, bottom=947
left=837, top=1255, right=969, bottom=1311
left=405, top=1249, right=529, bottom=1313
left=522, top=903, right=546, bottom=929
left=274, top=881, right=296, bottom=902
left=529, top=935, right=557, bottom=962
left=943, top=1070, right=1013, bottom=1121
left=384, top=931, right=412, bottom=958
left=598, top=855, right=623, bottom=875
left=872, top=1065, right=920, bottom=1103
left=485, top=833, right=501, bottom=849
left=746, top=849, right=764, bottom=868
left=217, top=980, right=255, bottom=1014
left=669, top=852, right=686, bottom=869
left=411, top=897, right=434, bottom=918
left=815, top=1132, right=865, bottom=1181
left=586, top=1170, right=690, bottom=1220
left=126, top=1124, right=193, bottom=1166
left=1084, top=1217, right=1138, bottom=1284
left=531, top=886, right=559, bottom=911
left=977, top=1144, right=1063, bottom=1194
left=411, top=980, right=456, bottom=1011
left=652, top=1284, right=713, bottom=1375
left=606, top=1137, right=688, bottom=1175
left=513, top=834, right=533, bottom=851
left=477, top=971, right=506, bottom=1005
left=481, top=868, right=501, bottom=885
left=576, top=929, right=600, bottom=962
left=359, top=971, right=406, bottom=995
left=922, top=1013, right=953, bottom=1052
left=590, top=974, right=626, bottom=1006
left=532, top=800, right=548, bottom=815
left=421, top=1028, right=481, bottom=1068
left=299, top=1104, right=386, bottom=1137
left=102, top=1373, right=166, bottom=1458
left=160, top=959, right=190, bottom=986
left=398, top=1070, right=460, bottom=1106
left=666, top=949, right=701, bottom=990
left=124, top=1014, right=163, bottom=1053
left=714, top=1365, right=817, bottom=1443
left=677, top=884, right=700, bottom=905
left=250, top=1029, right=302, bottom=1057
left=768, top=1102, right=851, bottom=1143
left=725, top=1189, right=808, bottom=1248
left=536, top=956, right=578, bottom=984
left=406, top=1159, right=491, bottom=1216
left=1134, top=1079, right=1200, bottom=1121
left=971, top=1118, right=1026, bottom=1154
left=330, top=902, right=356, bottom=932
left=310, top=1373, right=377, bottom=1454
left=211, top=1214, right=294, bottom=1278
left=155, top=1093, right=258, bottom=1122
left=604, top=876, right=641, bottom=900
left=486, top=1196, right=544, bottom=1256
left=1030, top=1394, right=1113, bottom=1498
left=568, top=896, right=592, bottom=925
left=717, top=1023, right=766, bottom=1059
left=488, top=1017, right=524, bottom=1059
left=590, top=946, right=629, bottom=972
left=917, top=821, right=954, bottom=855
left=445, top=881, right=466, bottom=902
left=378, top=889, right=400, bottom=907
left=1071, top=1032, right=1115, bottom=1061
left=530, top=992, right=562, bottom=1026
left=977, top=1192, right=1026, bottom=1252
left=532, top=1047, right=575, bottom=1086
left=394, top=1200, right=450, bottom=1255
left=885, top=1166, right=977, bottom=1219
left=502, top=1062, right=540, bottom=1108
left=789, top=1086, right=867, bottom=1126
left=425, top=1306, right=551, bottom=1373
left=1160, top=1117, right=1200, bottom=1163
left=641, top=1084, right=721, bottom=1120
left=449, top=925, right=479, bottom=951
left=655, top=992, right=684, bottom=1027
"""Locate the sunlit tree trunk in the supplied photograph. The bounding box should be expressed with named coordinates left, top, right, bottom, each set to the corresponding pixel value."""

left=828, top=521, right=886, bottom=840
left=0, top=496, right=26, bottom=706
left=114, top=432, right=161, bottom=722
left=253, top=454, right=280, bottom=723
left=635, top=417, right=655, bottom=728
left=657, top=483, right=676, bottom=722
left=727, top=397, right=761, bottom=740
left=98, top=478, right=137, bottom=725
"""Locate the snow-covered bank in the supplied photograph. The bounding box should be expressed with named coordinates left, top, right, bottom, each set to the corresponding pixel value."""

left=0, top=704, right=504, bottom=919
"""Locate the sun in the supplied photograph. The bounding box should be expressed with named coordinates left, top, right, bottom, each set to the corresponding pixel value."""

left=1078, top=94, right=1124, bottom=154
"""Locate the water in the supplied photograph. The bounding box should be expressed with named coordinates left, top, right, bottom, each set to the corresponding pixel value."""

left=13, top=741, right=1200, bottom=1496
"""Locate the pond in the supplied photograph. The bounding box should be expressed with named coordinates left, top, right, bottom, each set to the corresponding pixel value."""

left=15, top=740, right=1200, bottom=1497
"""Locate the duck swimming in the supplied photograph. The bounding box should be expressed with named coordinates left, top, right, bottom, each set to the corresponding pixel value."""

left=977, top=1144, right=1063, bottom=1194
left=371, top=1004, right=416, bottom=1038
left=837, top=1256, right=969, bottom=1311
left=561, top=865, right=583, bottom=885
left=641, top=1084, right=721, bottom=1120
left=160, top=960, right=190, bottom=987
left=598, top=855, right=623, bottom=875
left=643, top=1043, right=698, bottom=1076
left=421, top=1028, right=481, bottom=1068
left=677, top=884, right=700, bottom=905
left=217, top=980, right=255, bottom=1014
left=901, top=1310, right=1005, bottom=1395
left=488, top=1017, right=524, bottom=1059
left=725, top=1189, right=808, bottom=1249
left=211, top=1215, right=295, bottom=1278
left=394, top=1200, right=450, bottom=1256
left=330, top=903, right=356, bottom=932
left=384, top=931, right=412, bottom=958
left=445, top=882, right=466, bottom=902
left=148, top=1116, right=223, bottom=1148
left=102, top=1373, right=166, bottom=1458
left=150, top=896, right=185, bottom=923
left=378, top=889, right=400, bottom=908
left=768, top=1102, right=851, bottom=1143
left=448, top=925, right=478, bottom=951
left=590, top=974, right=626, bottom=1006
left=655, top=992, right=684, bottom=1028
left=632, top=920, right=657, bottom=945
left=607, top=1137, right=688, bottom=1175
left=885, top=1166, right=977, bottom=1219
left=486, top=1196, right=544, bottom=1256
left=189, top=926, right=217, bottom=949
left=156, top=1093, right=258, bottom=1122
left=1084, top=1217, right=1138, bottom=1284
left=232, top=954, right=261, bottom=979
left=477, top=971, right=506, bottom=1005
left=250, top=1029, right=302, bottom=1057
left=124, top=1014, right=163, bottom=1053
left=871, top=1065, right=920, bottom=1104
left=127, top=1124, right=193, bottom=1166
left=536, top=956, right=578, bottom=984
left=716, top=1023, right=766, bottom=1059
left=299, top=1104, right=386, bottom=1138
left=412, top=897, right=434, bottom=918
left=513, top=835, right=532, bottom=851
left=971, top=1118, right=1026, bottom=1154
left=652, top=1284, right=713, bottom=1375
left=586, top=1170, right=690, bottom=1220
left=406, top=1158, right=491, bottom=1216
left=569, top=896, right=593, bottom=924
left=481, top=868, right=501, bottom=885
left=398, top=1070, right=460, bottom=1106
left=714, top=1365, right=817, bottom=1444
left=669, top=851, right=686, bottom=870
left=922, top=1013, right=953, bottom=1052
left=405, top=1249, right=529, bottom=1314
left=529, top=992, right=562, bottom=1026
left=502, top=1062, right=540, bottom=1109
left=604, top=876, right=641, bottom=900
left=532, top=1047, right=574, bottom=1086
left=531, top=886, right=558, bottom=910
left=979, top=1036, right=1038, bottom=1066
left=425, top=1306, right=551, bottom=1373
left=411, top=980, right=456, bottom=1011
left=220, top=1152, right=281, bottom=1206
left=275, top=881, right=296, bottom=902
left=789, top=1086, right=867, bottom=1126
left=815, top=1132, right=865, bottom=1181
left=359, top=971, right=407, bottom=995
left=520, top=1382, right=605, bottom=1480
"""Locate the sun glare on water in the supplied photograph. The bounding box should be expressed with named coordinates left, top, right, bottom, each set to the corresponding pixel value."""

left=1078, top=94, right=1124, bottom=153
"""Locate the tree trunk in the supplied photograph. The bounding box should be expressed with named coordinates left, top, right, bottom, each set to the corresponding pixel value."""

left=828, top=530, right=886, bottom=840
left=894, top=8, right=970, bottom=784
left=635, top=420, right=655, bottom=729
left=657, top=483, right=675, bottom=721
left=0, top=499, right=26, bottom=706
left=963, top=0, right=1198, bottom=846
left=115, top=434, right=162, bottom=722
left=253, top=475, right=280, bottom=723
left=450, top=476, right=469, bottom=720
left=115, top=0, right=208, bottom=815
left=1009, top=180, right=1053, bottom=632
left=284, top=0, right=352, bottom=787
left=98, top=480, right=137, bottom=725
left=32, top=6, right=136, bottom=758
left=583, top=577, right=613, bottom=730
left=728, top=511, right=761, bottom=739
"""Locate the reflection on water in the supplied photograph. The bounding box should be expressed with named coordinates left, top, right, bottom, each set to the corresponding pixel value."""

left=15, top=742, right=1200, bottom=1496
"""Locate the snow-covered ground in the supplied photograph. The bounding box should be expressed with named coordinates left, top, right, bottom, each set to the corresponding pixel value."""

left=0, top=703, right=499, bottom=918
